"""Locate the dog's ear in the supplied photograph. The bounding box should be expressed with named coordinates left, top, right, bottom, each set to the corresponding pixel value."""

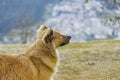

left=38, top=25, right=48, bottom=32
left=42, top=29, right=54, bottom=43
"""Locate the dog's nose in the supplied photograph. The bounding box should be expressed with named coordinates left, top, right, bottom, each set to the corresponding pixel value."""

left=67, top=36, right=71, bottom=39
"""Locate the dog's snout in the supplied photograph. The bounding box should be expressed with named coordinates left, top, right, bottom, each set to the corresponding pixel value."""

left=67, top=36, right=71, bottom=39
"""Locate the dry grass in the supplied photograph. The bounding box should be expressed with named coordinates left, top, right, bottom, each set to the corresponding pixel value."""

left=1, top=40, right=120, bottom=80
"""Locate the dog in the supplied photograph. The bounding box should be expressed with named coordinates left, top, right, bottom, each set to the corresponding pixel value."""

left=0, top=25, right=71, bottom=80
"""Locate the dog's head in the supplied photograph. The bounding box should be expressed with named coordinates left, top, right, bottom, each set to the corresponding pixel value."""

left=37, top=25, right=71, bottom=48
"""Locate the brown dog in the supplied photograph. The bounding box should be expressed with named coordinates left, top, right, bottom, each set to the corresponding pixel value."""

left=0, top=25, right=71, bottom=80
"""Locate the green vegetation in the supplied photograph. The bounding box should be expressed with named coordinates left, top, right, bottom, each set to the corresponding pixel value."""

left=1, top=40, right=120, bottom=80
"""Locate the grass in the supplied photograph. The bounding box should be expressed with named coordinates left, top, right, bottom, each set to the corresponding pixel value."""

left=1, top=40, right=120, bottom=80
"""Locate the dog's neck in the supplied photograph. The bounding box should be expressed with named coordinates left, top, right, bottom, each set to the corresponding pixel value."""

left=23, top=40, right=58, bottom=72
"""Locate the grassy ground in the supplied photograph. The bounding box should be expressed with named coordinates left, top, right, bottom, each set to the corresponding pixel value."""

left=1, top=40, right=120, bottom=80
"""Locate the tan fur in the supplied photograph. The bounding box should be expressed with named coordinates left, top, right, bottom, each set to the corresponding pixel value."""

left=0, top=25, right=71, bottom=80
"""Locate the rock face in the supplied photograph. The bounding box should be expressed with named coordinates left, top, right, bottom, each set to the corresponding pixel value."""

left=0, top=0, right=120, bottom=43
left=45, top=0, right=120, bottom=41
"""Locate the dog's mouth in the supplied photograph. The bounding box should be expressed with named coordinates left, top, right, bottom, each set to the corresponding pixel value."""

left=60, top=36, right=71, bottom=46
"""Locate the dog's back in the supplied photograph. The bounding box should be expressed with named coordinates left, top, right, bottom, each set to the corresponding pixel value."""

left=0, top=54, right=35, bottom=80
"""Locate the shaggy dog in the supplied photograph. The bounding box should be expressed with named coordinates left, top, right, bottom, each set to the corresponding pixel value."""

left=0, top=25, right=71, bottom=80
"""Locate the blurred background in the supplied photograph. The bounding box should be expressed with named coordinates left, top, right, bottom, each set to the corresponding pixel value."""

left=0, top=0, right=120, bottom=44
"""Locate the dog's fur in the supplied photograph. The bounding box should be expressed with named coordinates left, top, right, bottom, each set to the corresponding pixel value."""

left=0, top=25, right=71, bottom=80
